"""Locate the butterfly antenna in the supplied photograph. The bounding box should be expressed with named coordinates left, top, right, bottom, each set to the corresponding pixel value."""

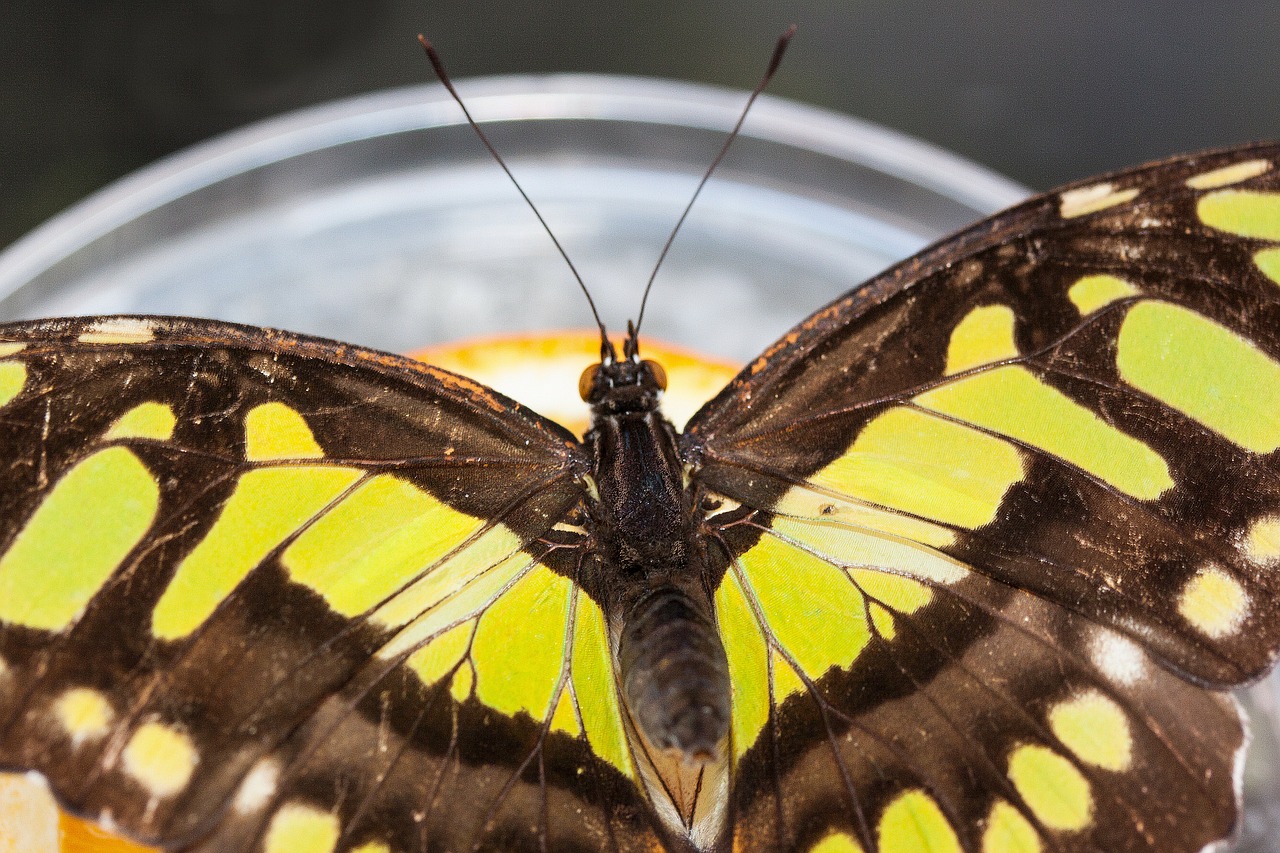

left=631, top=24, right=796, bottom=343
left=418, top=35, right=610, bottom=347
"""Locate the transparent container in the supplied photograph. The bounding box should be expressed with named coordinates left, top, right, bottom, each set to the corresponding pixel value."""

left=0, top=74, right=1274, bottom=850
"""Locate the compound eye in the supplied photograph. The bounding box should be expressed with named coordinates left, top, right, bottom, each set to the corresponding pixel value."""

left=579, top=363, right=601, bottom=401
left=643, top=359, right=668, bottom=391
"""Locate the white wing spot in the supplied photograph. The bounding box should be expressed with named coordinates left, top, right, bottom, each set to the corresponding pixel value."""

left=1090, top=630, right=1147, bottom=686
left=78, top=318, right=156, bottom=345
left=233, top=757, right=281, bottom=814
left=1185, top=159, right=1272, bottom=190
left=1059, top=182, right=1140, bottom=218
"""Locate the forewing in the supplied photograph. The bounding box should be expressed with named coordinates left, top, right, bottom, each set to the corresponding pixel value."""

left=684, top=145, right=1280, bottom=851
left=0, top=317, right=663, bottom=852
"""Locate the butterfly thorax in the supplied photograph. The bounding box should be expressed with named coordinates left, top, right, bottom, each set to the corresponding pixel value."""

left=582, top=351, right=733, bottom=835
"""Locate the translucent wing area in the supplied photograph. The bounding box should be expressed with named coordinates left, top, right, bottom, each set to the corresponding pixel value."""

left=684, top=145, right=1280, bottom=851
left=0, top=318, right=662, bottom=852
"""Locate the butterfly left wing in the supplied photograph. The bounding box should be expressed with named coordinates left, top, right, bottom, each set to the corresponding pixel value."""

left=682, top=145, right=1280, bottom=852
left=0, top=317, right=665, bottom=853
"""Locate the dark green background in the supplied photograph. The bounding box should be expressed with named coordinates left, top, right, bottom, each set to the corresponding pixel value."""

left=3, top=1, right=1277, bottom=251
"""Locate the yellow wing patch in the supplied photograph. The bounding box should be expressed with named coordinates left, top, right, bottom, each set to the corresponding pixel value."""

left=809, top=831, right=865, bottom=853
left=570, top=593, right=634, bottom=776
left=1117, top=300, right=1280, bottom=453
left=53, top=687, right=114, bottom=746
left=1197, top=189, right=1280, bottom=240
left=945, top=305, right=1018, bottom=374
left=245, top=402, right=325, bottom=461
left=877, top=790, right=962, bottom=853
left=262, top=803, right=340, bottom=853
left=151, top=465, right=363, bottom=640
left=470, top=565, right=573, bottom=723
left=121, top=722, right=199, bottom=799
left=105, top=402, right=177, bottom=442
left=0, top=447, right=159, bottom=631
left=1047, top=691, right=1132, bottom=772
left=1255, top=247, right=1280, bottom=286
left=1243, top=514, right=1280, bottom=565
left=808, top=406, right=1024, bottom=530
left=0, top=361, right=26, bottom=408
left=1067, top=274, right=1139, bottom=315
left=714, top=569, right=770, bottom=760
left=917, top=365, right=1173, bottom=500
left=1178, top=566, right=1249, bottom=638
left=982, top=801, right=1041, bottom=853
left=1006, top=745, right=1092, bottom=832
left=282, top=474, right=485, bottom=618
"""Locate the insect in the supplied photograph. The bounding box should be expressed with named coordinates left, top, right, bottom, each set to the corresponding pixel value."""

left=3, top=30, right=1280, bottom=853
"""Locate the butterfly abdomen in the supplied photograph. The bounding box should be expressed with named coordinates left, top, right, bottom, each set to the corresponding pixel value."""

left=618, top=585, right=731, bottom=761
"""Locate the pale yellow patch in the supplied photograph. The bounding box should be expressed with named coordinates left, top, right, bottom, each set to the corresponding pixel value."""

left=121, top=722, right=199, bottom=798
left=449, top=663, right=474, bottom=703
left=549, top=684, right=581, bottom=737
left=151, top=465, right=362, bottom=640
left=770, top=517, right=968, bottom=585
left=405, top=620, right=474, bottom=687
left=1067, top=274, right=1139, bottom=315
left=53, top=687, right=114, bottom=745
left=1059, top=183, right=1140, bottom=218
left=715, top=570, right=769, bottom=760
left=470, top=565, right=572, bottom=721
left=982, top=801, right=1041, bottom=853
left=1117, top=300, right=1280, bottom=454
left=869, top=603, right=896, bottom=640
left=0, top=772, right=59, bottom=853
left=770, top=648, right=808, bottom=703
left=77, top=318, right=156, bottom=344
left=809, top=831, right=865, bottom=853
left=1178, top=566, right=1249, bottom=638
left=571, top=593, right=633, bottom=776
left=1256, top=247, right=1280, bottom=287
left=1048, top=691, right=1132, bottom=771
left=771, top=486, right=957, bottom=550
left=877, top=789, right=962, bottom=853
left=736, top=535, right=868, bottom=683
left=1197, top=189, right=1280, bottom=240
left=262, top=803, right=340, bottom=853
left=244, top=402, right=325, bottom=461
left=1244, top=515, right=1280, bottom=565
left=105, top=402, right=177, bottom=442
left=0, top=447, right=159, bottom=631
left=0, top=361, right=25, bottom=408
left=283, top=474, right=484, bottom=618
left=808, top=407, right=1024, bottom=530
left=0, top=342, right=26, bottom=357
left=1186, top=159, right=1271, bottom=189
left=352, top=843, right=392, bottom=853
left=371, top=532, right=531, bottom=655
left=945, top=305, right=1019, bottom=374
left=1007, top=745, right=1092, bottom=831
left=233, top=757, right=280, bottom=814
left=918, top=365, right=1173, bottom=501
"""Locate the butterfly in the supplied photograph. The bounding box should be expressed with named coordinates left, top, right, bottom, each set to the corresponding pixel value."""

left=2, top=84, right=1280, bottom=853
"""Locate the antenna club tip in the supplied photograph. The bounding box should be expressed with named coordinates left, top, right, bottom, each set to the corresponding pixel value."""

left=417, top=33, right=431, bottom=48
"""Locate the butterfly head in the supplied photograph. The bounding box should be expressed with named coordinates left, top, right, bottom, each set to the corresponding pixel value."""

left=578, top=325, right=669, bottom=416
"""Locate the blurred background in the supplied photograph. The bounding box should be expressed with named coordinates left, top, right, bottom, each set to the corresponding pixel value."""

left=3, top=1, right=1278, bottom=252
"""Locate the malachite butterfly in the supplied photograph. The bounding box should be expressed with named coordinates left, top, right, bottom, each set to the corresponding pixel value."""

left=1, top=56, right=1279, bottom=853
